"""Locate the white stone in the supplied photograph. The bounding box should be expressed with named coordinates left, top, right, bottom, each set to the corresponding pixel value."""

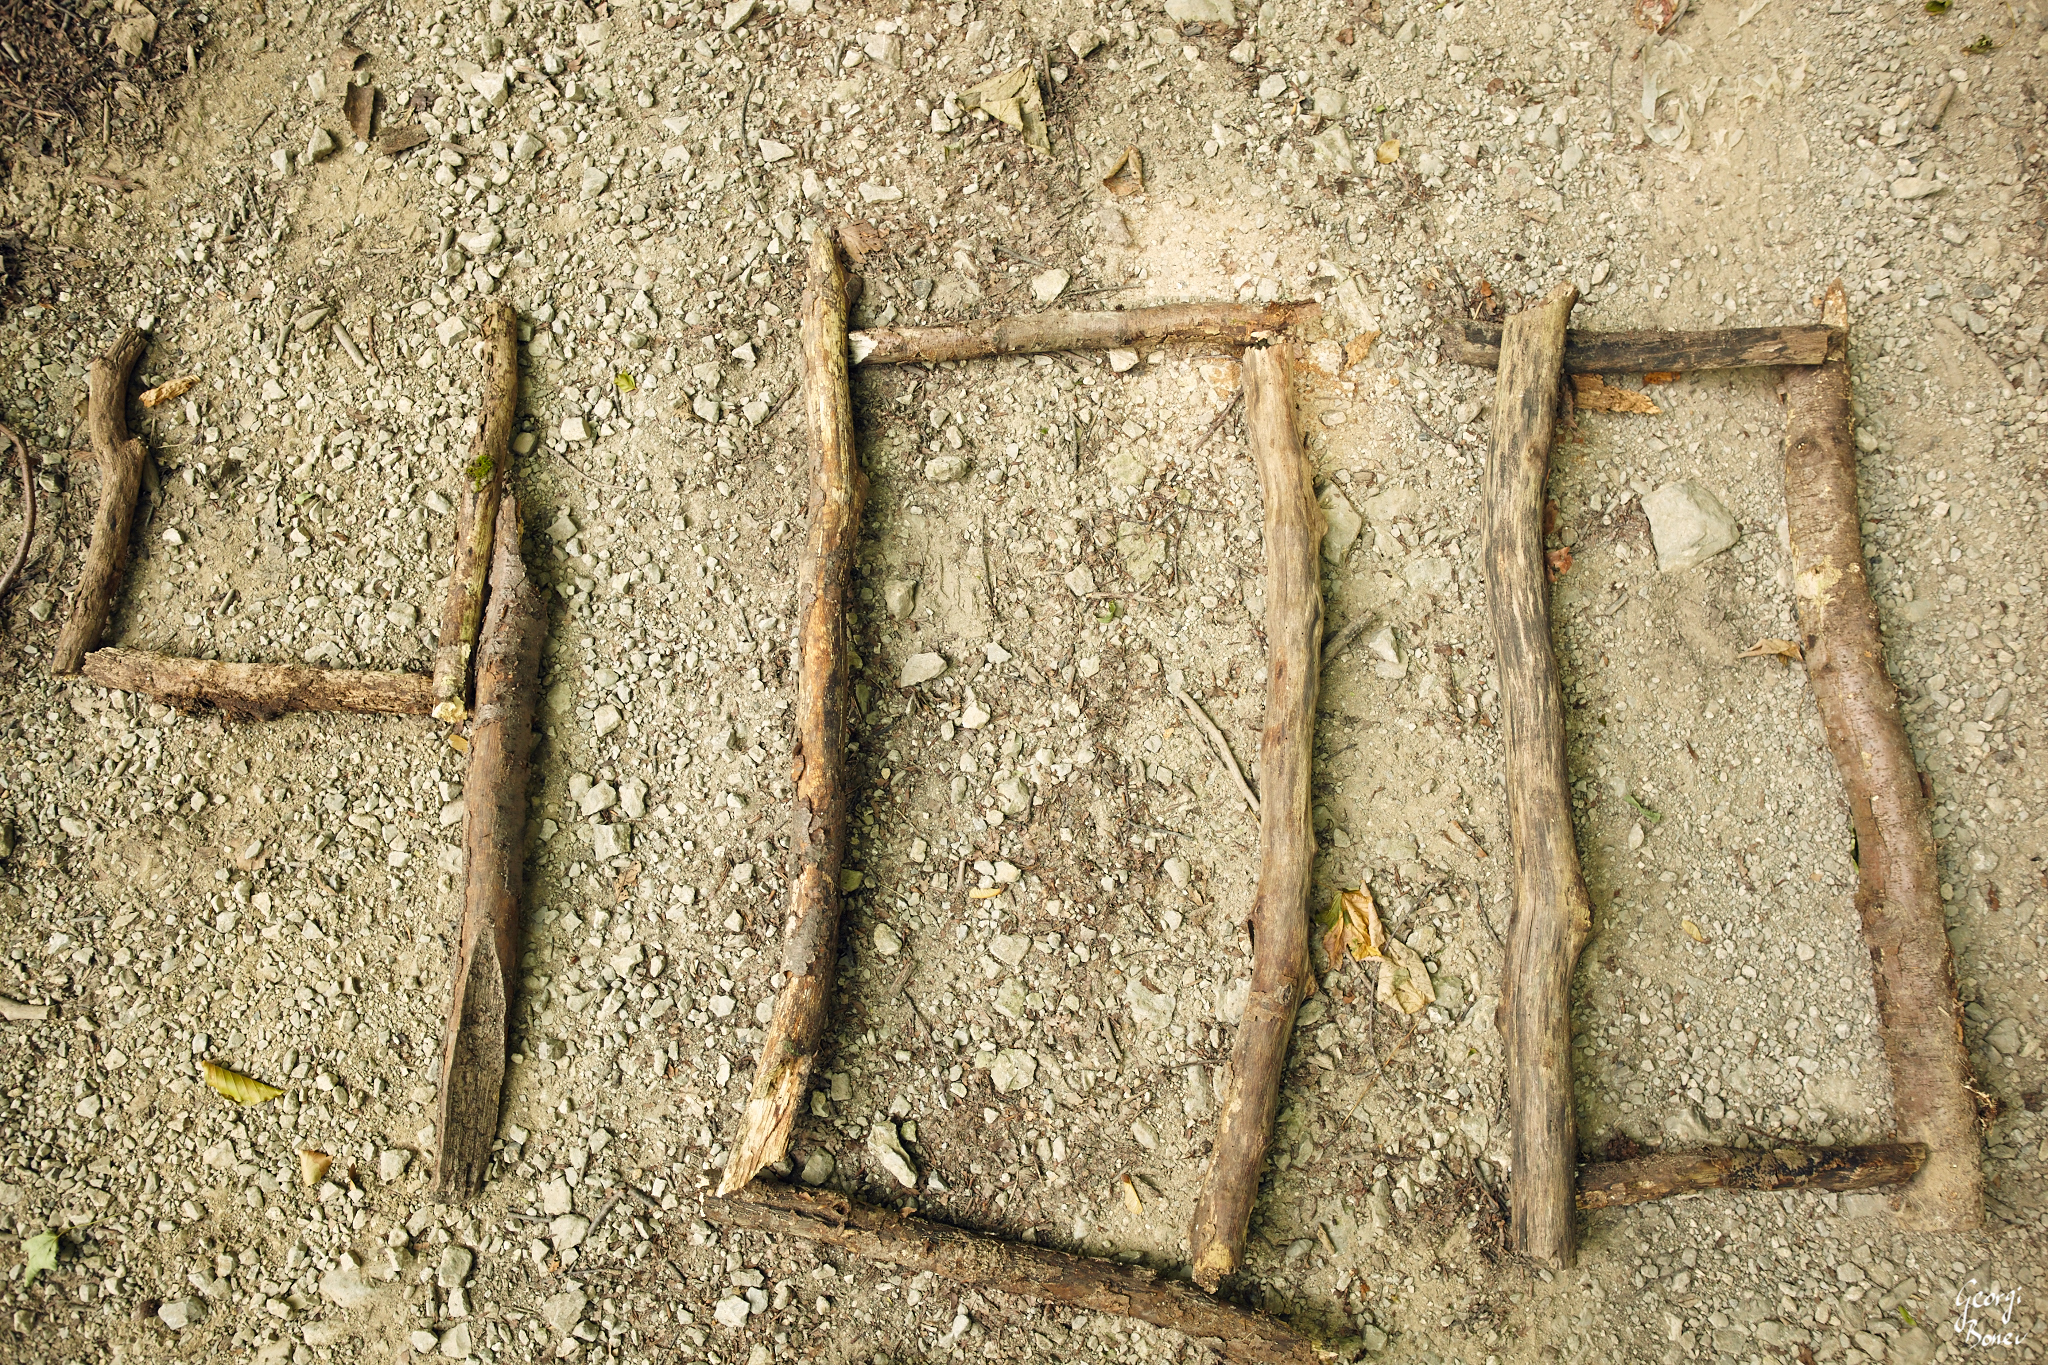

left=990, top=934, right=1031, bottom=967
left=899, top=653, right=948, bottom=687
left=720, top=0, right=756, bottom=30
left=1064, top=565, right=1096, bottom=597
left=592, top=823, right=632, bottom=859
left=1321, top=489, right=1362, bottom=560
left=512, top=132, right=543, bottom=162
left=868, top=1122, right=919, bottom=1187
left=1107, top=349, right=1138, bottom=373
left=1890, top=176, right=1944, bottom=200
left=541, top=1288, right=586, bottom=1335
left=159, top=1297, right=205, bottom=1329
left=592, top=704, right=622, bottom=735
left=799, top=1150, right=836, bottom=1185
left=439, top=1323, right=474, bottom=1359
left=1642, top=481, right=1740, bottom=571
left=1165, top=0, right=1234, bottom=19
left=1127, top=979, right=1175, bottom=1029
left=883, top=578, right=918, bottom=618
left=377, top=1149, right=411, bottom=1182
left=470, top=71, right=508, bottom=107
left=549, top=1215, right=590, bottom=1254
left=542, top=1178, right=573, bottom=1216
left=758, top=139, right=794, bottom=163
left=1030, top=269, right=1070, bottom=303
left=435, top=316, right=468, bottom=346
left=924, top=454, right=968, bottom=482
left=713, top=1295, right=752, bottom=1327
left=873, top=924, right=903, bottom=956
left=561, top=415, right=590, bottom=441
left=990, top=1049, right=1037, bottom=1094
left=1131, top=1119, right=1159, bottom=1149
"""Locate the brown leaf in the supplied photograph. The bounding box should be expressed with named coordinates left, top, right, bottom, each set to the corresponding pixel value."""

left=1440, top=821, right=1487, bottom=858
left=1318, top=885, right=1385, bottom=968
left=1738, top=637, right=1804, bottom=663
left=1642, top=371, right=1680, bottom=384
left=379, top=125, right=430, bottom=156
left=202, top=1061, right=285, bottom=1105
left=138, top=374, right=200, bottom=408
left=1543, top=499, right=1560, bottom=537
left=1545, top=547, right=1574, bottom=580
left=1633, top=0, right=1679, bottom=28
left=1570, top=374, right=1661, bottom=414
left=1101, top=145, right=1145, bottom=197
left=1376, top=937, right=1436, bottom=1015
left=1344, top=331, right=1379, bottom=368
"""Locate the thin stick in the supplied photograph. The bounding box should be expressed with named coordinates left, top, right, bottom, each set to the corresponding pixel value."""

left=1450, top=320, right=1831, bottom=375
left=1189, top=341, right=1323, bottom=1291
left=52, top=326, right=148, bottom=674
left=1783, top=280, right=1984, bottom=1232
left=81, top=648, right=433, bottom=720
left=333, top=322, right=372, bottom=372
left=0, top=422, right=34, bottom=605
left=703, top=1183, right=1321, bottom=1365
left=431, top=300, right=519, bottom=721
left=1319, top=614, right=1374, bottom=668
left=1171, top=686, right=1259, bottom=815
left=719, top=229, right=867, bottom=1197
left=1577, top=1142, right=1929, bottom=1211
left=433, top=494, right=546, bottom=1197
left=850, top=301, right=1315, bottom=367
left=1479, top=281, right=1589, bottom=1271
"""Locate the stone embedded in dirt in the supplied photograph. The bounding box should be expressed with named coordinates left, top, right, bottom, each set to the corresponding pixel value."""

left=437, top=1245, right=474, bottom=1289
left=1642, top=481, right=1740, bottom=571
left=867, top=1121, right=919, bottom=1187
left=882, top=577, right=919, bottom=618
left=1030, top=268, right=1070, bottom=303
left=158, top=1296, right=205, bottom=1330
left=1165, top=0, right=1234, bottom=21
left=1321, top=489, right=1362, bottom=560
left=873, top=923, right=903, bottom=956
left=923, top=454, right=968, bottom=482
left=549, top=1214, right=590, bottom=1254
left=1068, top=28, right=1103, bottom=58
left=593, top=823, right=632, bottom=859
left=1890, top=176, right=1943, bottom=200
left=319, top=1262, right=386, bottom=1308
left=1127, top=979, right=1175, bottom=1029
left=899, top=653, right=947, bottom=687
left=799, top=1150, right=836, bottom=1185
left=1064, top=565, right=1097, bottom=597
left=713, top=1295, right=751, bottom=1327
left=542, top=1178, right=573, bottom=1215
left=1107, top=348, right=1139, bottom=373
left=990, top=1048, right=1036, bottom=1093
left=304, top=128, right=337, bottom=165
left=990, top=933, right=1030, bottom=966
left=470, top=71, right=508, bottom=107
left=542, top=1287, right=588, bottom=1336
left=720, top=0, right=757, bottom=30
left=438, top=1323, right=474, bottom=1359
left=377, top=1149, right=411, bottom=1182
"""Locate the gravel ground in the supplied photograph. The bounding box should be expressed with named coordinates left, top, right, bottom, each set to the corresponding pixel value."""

left=1, top=0, right=2045, bottom=1361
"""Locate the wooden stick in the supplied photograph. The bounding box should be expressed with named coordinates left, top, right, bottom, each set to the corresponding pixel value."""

left=431, top=299, right=519, bottom=721
left=850, top=300, right=1315, bottom=367
left=1478, top=282, right=1591, bottom=1271
left=1171, top=686, right=1259, bottom=815
left=1577, top=1142, right=1929, bottom=1211
left=0, top=422, right=34, bottom=606
left=52, top=327, right=148, bottom=675
left=719, top=230, right=867, bottom=1197
left=81, top=648, right=433, bottom=720
left=433, top=494, right=545, bottom=1197
left=703, top=1183, right=1320, bottom=1365
left=1782, top=281, right=1985, bottom=1232
left=1450, top=320, right=1832, bottom=375
left=1189, top=342, right=1323, bottom=1291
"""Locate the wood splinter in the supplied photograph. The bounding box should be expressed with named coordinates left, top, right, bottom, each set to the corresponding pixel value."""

left=849, top=300, right=1316, bottom=367
left=81, top=648, right=433, bottom=720
left=720, top=229, right=866, bottom=1197
left=430, top=299, right=520, bottom=722
left=52, top=327, right=149, bottom=676
left=433, top=495, right=546, bottom=1197
left=703, top=1183, right=1321, bottom=1365
left=1578, top=1142, right=1929, bottom=1211
left=1189, top=341, right=1323, bottom=1291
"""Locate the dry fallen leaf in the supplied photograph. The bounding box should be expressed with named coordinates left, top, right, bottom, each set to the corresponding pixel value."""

left=1545, top=547, right=1574, bottom=580
left=138, top=374, right=200, bottom=408
left=1376, top=937, right=1437, bottom=1015
left=962, top=63, right=1051, bottom=153
left=298, top=1149, right=333, bottom=1187
left=1440, top=820, right=1487, bottom=858
left=967, top=886, right=1004, bottom=900
left=21, top=1230, right=58, bottom=1287
left=1120, top=1173, right=1144, bottom=1216
left=1633, top=0, right=1680, bottom=29
left=1319, top=885, right=1385, bottom=968
left=1344, top=331, right=1380, bottom=368
left=1739, top=637, right=1804, bottom=664
left=1642, top=371, right=1680, bottom=385
left=1375, top=138, right=1401, bottom=164
left=1681, top=919, right=1708, bottom=944
left=447, top=732, right=470, bottom=754
left=202, top=1061, right=285, bottom=1106
left=1571, top=374, right=1661, bottom=414
left=1101, top=145, right=1145, bottom=197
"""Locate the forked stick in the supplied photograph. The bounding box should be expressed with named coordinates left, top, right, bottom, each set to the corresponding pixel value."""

left=431, top=300, right=520, bottom=720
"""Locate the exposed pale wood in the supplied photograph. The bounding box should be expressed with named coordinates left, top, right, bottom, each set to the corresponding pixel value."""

left=0, top=422, right=33, bottom=606
left=52, top=327, right=148, bottom=675
left=433, top=496, right=546, bottom=1197
left=1782, top=281, right=1984, bottom=1232
left=720, top=230, right=867, bottom=1197
left=1189, top=342, right=1323, bottom=1291
left=1479, top=282, right=1591, bottom=1271
left=1578, top=1142, right=1929, bottom=1210
left=431, top=300, right=520, bottom=720
left=703, top=1183, right=1321, bottom=1365
left=1450, top=320, right=1833, bottom=374
left=81, top=648, right=432, bottom=720
left=850, top=300, right=1315, bottom=366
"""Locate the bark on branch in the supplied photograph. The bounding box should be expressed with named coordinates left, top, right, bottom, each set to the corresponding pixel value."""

left=702, top=1183, right=1321, bottom=1365
left=53, top=327, right=149, bottom=675
left=720, top=230, right=867, bottom=1196
left=432, top=300, right=520, bottom=721
left=81, top=648, right=433, bottom=720
left=1782, top=281, right=1985, bottom=1232
left=433, top=495, right=546, bottom=1197
left=1189, top=342, right=1323, bottom=1291
left=1578, top=1142, right=1929, bottom=1210
left=850, top=300, right=1315, bottom=366
left=1479, top=282, right=1592, bottom=1271
left=1449, top=320, right=1832, bottom=374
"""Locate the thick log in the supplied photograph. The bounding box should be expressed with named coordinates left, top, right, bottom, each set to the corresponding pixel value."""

left=1449, top=320, right=1832, bottom=374
left=431, top=299, right=520, bottom=720
left=720, top=230, right=867, bottom=1196
left=52, top=327, right=148, bottom=675
left=1577, top=1142, right=1929, bottom=1210
left=81, top=648, right=433, bottom=720
left=1189, top=342, right=1323, bottom=1291
left=1782, top=281, right=1984, bottom=1232
left=433, top=495, right=546, bottom=1197
left=1479, top=282, right=1591, bottom=1271
left=703, top=1183, right=1321, bottom=1365
left=850, top=300, right=1315, bottom=366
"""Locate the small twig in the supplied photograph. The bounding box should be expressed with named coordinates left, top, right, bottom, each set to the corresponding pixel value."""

left=992, top=242, right=1048, bottom=269
left=1185, top=389, right=1243, bottom=463
left=1172, top=686, right=1259, bottom=815
left=0, top=423, right=35, bottom=606
left=555, top=447, right=634, bottom=491
left=1320, top=614, right=1374, bottom=668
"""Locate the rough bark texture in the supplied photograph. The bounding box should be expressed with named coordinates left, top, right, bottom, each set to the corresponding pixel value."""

left=1782, top=281, right=1985, bottom=1232
left=720, top=231, right=867, bottom=1197
left=703, top=1183, right=1321, bottom=1365
left=81, top=648, right=434, bottom=720
left=434, top=496, right=545, bottom=1198
left=432, top=299, right=520, bottom=720
left=1451, top=320, right=1831, bottom=374
left=1480, top=282, right=1591, bottom=1271
left=52, top=327, right=149, bottom=675
left=850, top=300, right=1315, bottom=366
left=1577, top=1143, right=1929, bottom=1210
left=1189, top=342, right=1323, bottom=1292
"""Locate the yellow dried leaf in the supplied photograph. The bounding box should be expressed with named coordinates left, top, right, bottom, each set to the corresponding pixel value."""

left=1120, top=1173, right=1144, bottom=1216
left=1344, top=331, right=1380, bottom=369
left=1681, top=919, right=1708, bottom=943
left=967, top=886, right=1004, bottom=899
left=1375, top=139, right=1401, bottom=164
left=203, top=1061, right=285, bottom=1106
left=1376, top=938, right=1436, bottom=1015
left=447, top=732, right=470, bottom=754
left=138, top=374, right=200, bottom=408
left=1101, top=145, right=1145, bottom=197
left=1738, top=637, right=1804, bottom=664
left=298, top=1149, right=333, bottom=1187
left=1570, top=374, right=1661, bottom=414
left=1318, top=885, right=1385, bottom=968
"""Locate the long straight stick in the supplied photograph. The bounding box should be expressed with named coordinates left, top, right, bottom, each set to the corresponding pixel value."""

left=1189, top=341, right=1323, bottom=1290
left=850, top=300, right=1312, bottom=366
left=1450, top=320, right=1831, bottom=374
left=720, top=229, right=867, bottom=1195
left=431, top=300, right=519, bottom=720
left=81, top=648, right=433, bottom=719
left=1479, top=281, right=1590, bottom=1270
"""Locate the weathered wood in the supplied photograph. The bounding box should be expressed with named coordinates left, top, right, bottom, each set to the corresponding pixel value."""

left=703, top=1183, right=1321, bottom=1365
left=431, top=299, right=520, bottom=721
left=433, top=495, right=546, bottom=1197
left=1578, top=1142, right=1929, bottom=1210
left=81, top=648, right=433, bottom=720
left=0, top=422, right=33, bottom=607
left=1189, top=342, right=1323, bottom=1292
left=52, top=327, right=149, bottom=675
left=1782, top=281, right=1984, bottom=1233
left=720, top=230, right=867, bottom=1197
left=850, top=300, right=1315, bottom=366
left=1479, top=282, right=1591, bottom=1271
left=1450, top=320, right=1832, bottom=375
